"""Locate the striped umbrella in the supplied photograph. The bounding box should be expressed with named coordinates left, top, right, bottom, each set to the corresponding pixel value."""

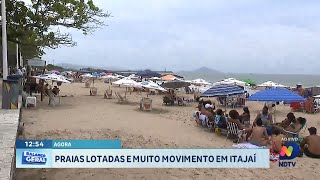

left=200, top=84, right=245, bottom=97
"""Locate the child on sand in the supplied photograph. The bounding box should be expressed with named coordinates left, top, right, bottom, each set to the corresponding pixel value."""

left=270, top=128, right=284, bottom=153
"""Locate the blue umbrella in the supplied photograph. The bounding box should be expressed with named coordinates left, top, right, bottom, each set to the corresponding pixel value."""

left=248, top=88, right=305, bottom=102
left=200, top=84, right=245, bottom=97
left=91, top=73, right=100, bottom=77
left=248, top=88, right=305, bottom=122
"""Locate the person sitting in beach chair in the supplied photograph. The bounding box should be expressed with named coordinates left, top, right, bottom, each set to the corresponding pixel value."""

left=275, top=112, right=296, bottom=128
left=300, top=127, right=320, bottom=158
left=282, top=117, right=306, bottom=136
left=247, top=118, right=270, bottom=146
left=214, top=109, right=227, bottom=129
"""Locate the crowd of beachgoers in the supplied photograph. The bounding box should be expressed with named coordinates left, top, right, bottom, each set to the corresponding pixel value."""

left=14, top=66, right=320, bottom=179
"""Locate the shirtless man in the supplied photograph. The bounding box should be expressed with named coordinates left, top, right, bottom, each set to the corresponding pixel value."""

left=300, top=127, right=320, bottom=158
left=248, top=118, right=269, bottom=146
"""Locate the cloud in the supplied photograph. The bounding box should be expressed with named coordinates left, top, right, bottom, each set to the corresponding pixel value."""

left=43, top=0, right=320, bottom=74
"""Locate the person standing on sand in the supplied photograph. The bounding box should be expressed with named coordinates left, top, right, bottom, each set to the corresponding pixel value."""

left=248, top=118, right=269, bottom=146
left=300, top=127, right=320, bottom=158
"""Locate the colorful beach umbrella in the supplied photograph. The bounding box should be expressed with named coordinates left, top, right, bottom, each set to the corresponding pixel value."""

left=242, top=79, right=256, bottom=86
left=161, top=74, right=176, bottom=81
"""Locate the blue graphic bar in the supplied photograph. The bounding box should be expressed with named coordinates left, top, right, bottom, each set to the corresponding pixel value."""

left=52, top=140, right=121, bottom=149
left=16, top=140, right=52, bottom=149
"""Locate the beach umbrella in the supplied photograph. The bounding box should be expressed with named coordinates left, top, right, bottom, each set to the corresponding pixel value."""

left=242, top=79, right=256, bottom=86
left=200, top=84, right=245, bottom=97
left=161, top=79, right=191, bottom=89
left=258, top=81, right=286, bottom=88
left=113, top=78, right=141, bottom=88
left=213, top=78, right=246, bottom=87
left=191, top=78, right=211, bottom=86
left=248, top=88, right=305, bottom=102
left=149, top=77, right=162, bottom=80
left=248, top=88, right=305, bottom=122
left=161, top=74, right=176, bottom=81
left=140, top=81, right=167, bottom=92
left=50, top=70, right=60, bottom=74
left=136, top=69, right=161, bottom=78
left=32, top=74, right=71, bottom=83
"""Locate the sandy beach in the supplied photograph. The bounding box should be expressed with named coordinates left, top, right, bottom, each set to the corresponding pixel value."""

left=16, top=80, right=320, bottom=180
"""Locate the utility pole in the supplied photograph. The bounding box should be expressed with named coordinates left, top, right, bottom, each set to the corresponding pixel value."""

left=2, top=0, right=8, bottom=80
left=16, top=40, right=19, bottom=69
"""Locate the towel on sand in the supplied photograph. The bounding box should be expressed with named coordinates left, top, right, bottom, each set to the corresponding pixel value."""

left=232, top=142, right=264, bottom=149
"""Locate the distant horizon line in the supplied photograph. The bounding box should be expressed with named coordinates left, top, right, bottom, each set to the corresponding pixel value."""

left=56, top=63, right=320, bottom=76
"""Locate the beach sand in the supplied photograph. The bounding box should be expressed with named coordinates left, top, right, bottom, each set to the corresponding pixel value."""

left=16, top=80, right=320, bottom=180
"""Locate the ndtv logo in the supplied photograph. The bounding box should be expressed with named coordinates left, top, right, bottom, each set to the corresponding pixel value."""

left=278, top=142, right=300, bottom=167
left=280, top=146, right=293, bottom=157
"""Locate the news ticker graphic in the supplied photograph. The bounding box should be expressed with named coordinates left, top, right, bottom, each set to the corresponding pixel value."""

left=16, top=140, right=270, bottom=168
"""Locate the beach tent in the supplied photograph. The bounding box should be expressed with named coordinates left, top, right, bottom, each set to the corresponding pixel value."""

left=191, top=78, right=211, bottom=86
left=161, top=74, right=176, bottom=81
left=248, top=88, right=305, bottom=102
left=136, top=69, right=161, bottom=78
left=161, top=79, right=191, bottom=89
left=140, top=81, right=167, bottom=92
left=248, top=88, right=305, bottom=122
left=200, top=84, right=245, bottom=97
left=258, top=81, right=286, bottom=88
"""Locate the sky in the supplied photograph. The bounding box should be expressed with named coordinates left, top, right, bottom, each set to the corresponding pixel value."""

left=42, top=0, right=320, bottom=74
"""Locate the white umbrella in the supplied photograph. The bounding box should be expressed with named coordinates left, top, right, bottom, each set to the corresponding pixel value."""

left=191, top=78, right=211, bottom=86
left=258, top=81, right=286, bottom=87
left=140, top=81, right=167, bottom=92
left=149, top=77, right=162, bottom=80
left=32, top=74, right=71, bottom=83
left=213, top=78, right=246, bottom=86
left=113, top=78, right=141, bottom=88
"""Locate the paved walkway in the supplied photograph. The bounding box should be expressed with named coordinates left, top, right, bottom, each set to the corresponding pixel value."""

left=0, top=87, right=21, bottom=180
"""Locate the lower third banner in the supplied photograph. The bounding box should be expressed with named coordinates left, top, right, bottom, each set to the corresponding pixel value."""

left=16, top=149, right=269, bottom=168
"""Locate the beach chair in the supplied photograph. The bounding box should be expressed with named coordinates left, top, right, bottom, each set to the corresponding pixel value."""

left=141, top=97, right=152, bottom=111
left=163, top=96, right=174, bottom=105
left=225, top=121, right=244, bottom=144
left=90, top=87, right=97, bottom=96
left=116, top=92, right=128, bottom=104
left=85, top=80, right=91, bottom=88
left=283, top=122, right=307, bottom=139
left=104, top=89, right=112, bottom=99
left=115, top=92, right=122, bottom=103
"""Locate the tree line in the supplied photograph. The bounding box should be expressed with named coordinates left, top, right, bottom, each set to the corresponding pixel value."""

left=0, top=0, right=110, bottom=66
